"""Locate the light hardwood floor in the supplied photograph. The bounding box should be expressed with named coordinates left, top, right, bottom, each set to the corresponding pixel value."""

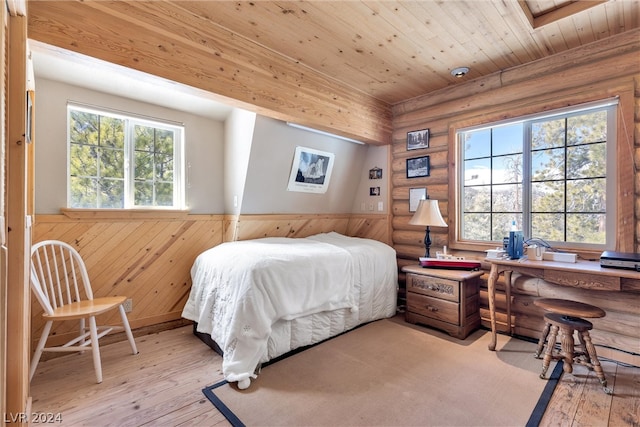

left=29, top=325, right=639, bottom=426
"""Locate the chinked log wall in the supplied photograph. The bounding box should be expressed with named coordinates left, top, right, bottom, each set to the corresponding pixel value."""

left=31, top=212, right=390, bottom=348
left=392, top=30, right=640, bottom=364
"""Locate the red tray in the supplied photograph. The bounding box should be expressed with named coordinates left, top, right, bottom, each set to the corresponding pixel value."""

left=419, top=258, right=481, bottom=270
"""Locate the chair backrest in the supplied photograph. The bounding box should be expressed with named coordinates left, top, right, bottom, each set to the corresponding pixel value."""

left=31, top=240, right=94, bottom=316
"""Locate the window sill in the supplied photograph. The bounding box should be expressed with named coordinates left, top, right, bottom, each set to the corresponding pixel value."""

left=60, top=208, right=191, bottom=220
left=450, top=240, right=604, bottom=263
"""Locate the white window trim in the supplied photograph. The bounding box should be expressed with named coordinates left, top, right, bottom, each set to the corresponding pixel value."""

left=67, top=102, right=186, bottom=210
left=454, top=98, right=618, bottom=251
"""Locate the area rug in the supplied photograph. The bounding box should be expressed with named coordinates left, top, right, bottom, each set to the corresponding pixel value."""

left=203, top=319, right=561, bottom=426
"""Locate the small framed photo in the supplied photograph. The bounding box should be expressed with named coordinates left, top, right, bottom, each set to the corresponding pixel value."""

left=406, top=156, right=430, bottom=178
left=369, top=167, right=382, bottom=180
left=369, top=187, right=380, bottom=196
left=407, top=128, right=429, bottom=150
left=409, top=188, right=426, bottom=212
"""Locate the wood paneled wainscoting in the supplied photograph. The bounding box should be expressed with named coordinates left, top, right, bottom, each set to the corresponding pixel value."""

left=225, top=213, right=392, bottom=245
left=31, top=211, right=225, bottom=348
left=31, top=212, right=391, bottom=349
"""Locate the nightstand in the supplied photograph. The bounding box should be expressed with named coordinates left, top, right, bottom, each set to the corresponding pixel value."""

left=402, top=265, right=483, bottom=339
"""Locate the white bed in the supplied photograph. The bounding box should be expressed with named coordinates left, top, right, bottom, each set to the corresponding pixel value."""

left=182, top=232, right=398, bottom=389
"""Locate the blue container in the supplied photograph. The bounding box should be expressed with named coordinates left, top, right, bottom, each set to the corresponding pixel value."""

left=507, top=231, right=524, bottom=259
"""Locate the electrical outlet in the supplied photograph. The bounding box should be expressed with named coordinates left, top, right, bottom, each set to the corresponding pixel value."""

left=123, top=298, right=133, bottom=313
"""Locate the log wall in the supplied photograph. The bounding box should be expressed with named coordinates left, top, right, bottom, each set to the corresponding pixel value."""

left=391, top=30, right=640, bottom=362
left=31, top=212, right=390, bottom=348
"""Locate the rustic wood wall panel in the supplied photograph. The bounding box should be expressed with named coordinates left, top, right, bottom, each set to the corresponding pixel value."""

left=31, top=214, right=225, bottom=347
left=224, top=213, right=391, bottom=244
left=392, top=30, right=640, bottom=361
left=346, top=214, right=391, bottom=246
left=229, top=214, right=349, bottom=241
left=31, top=212, right=392, bottom=347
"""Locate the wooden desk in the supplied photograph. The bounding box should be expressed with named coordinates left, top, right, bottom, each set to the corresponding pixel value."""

left=487, top=258, right=640, bottom=351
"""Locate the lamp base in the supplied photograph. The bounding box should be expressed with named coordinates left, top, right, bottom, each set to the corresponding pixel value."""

left=423, top=226, right=432, bottom=258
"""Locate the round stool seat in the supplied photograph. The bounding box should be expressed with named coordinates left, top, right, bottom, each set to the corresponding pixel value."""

left=544, top=312, right=593, bottom=331
left=534, top=298, right=605, bottom=318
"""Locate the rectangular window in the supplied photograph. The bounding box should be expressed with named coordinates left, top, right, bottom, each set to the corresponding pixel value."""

left=457, top=100, right=616, bottom=250
left=68, top=104, right=185, bottom=209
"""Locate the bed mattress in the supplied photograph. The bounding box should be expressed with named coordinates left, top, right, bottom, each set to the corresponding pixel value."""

left=182, top=232, right=398, bottom=388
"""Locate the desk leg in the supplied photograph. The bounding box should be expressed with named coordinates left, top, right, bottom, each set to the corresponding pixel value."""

left=488, top=263, right=499, bottom=351
left=504, top=271, right=513, bottom=336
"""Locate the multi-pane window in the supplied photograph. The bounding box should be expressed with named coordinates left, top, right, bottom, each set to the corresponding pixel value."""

left=68, top=105, right=184, bottom=209
left=458, top=100, right=616, bottom=249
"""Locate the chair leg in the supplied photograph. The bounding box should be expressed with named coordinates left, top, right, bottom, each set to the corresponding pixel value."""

left=559, top=326, right=575, bottom=374
left=540, top=324, right=559, bottom=380
left=119, top=305, right=138, bottom=355
left=534, top=322, right=551, bottom=359
left=88, top=316, right=103, bottom=384
left=576, top=329, right=590, bottom=364
left=30, top=321, right=53, bottom=381
left=579, top=330, right=610, bottom=393
left=79, top=317, right=86, bottom=348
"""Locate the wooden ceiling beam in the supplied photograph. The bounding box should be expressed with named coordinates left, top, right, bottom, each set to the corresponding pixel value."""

left=26, top=1, right=392, bottom=145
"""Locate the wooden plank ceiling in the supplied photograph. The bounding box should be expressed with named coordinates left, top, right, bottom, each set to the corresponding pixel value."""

left=27, top=1, right=639, bottom=143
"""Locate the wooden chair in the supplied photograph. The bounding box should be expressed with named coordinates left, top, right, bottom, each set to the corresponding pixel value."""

left=30, top=240, right=138, bottom=383
left=533, top=298, right=610, bottom=394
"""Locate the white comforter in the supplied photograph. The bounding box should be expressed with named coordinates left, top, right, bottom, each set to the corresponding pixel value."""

left=182, top=232, right=397, bottom=387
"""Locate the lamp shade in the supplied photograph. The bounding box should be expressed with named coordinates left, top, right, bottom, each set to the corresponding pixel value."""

left=408, top=199, right=447, bottom=227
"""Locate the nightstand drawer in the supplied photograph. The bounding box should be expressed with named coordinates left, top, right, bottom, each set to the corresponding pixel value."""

left=406, top=293, right=459, bottom=324
left=407, top=273, right=459, bottom=302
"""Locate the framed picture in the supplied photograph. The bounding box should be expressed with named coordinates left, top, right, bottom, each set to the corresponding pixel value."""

left=369, top=187, right=380, bottom=196
left=369, top=167, right=382, bottom=179
left=287, top=146, right=335, bottom=193
left=406, top=155, right=430, bottom=178
left=409, top=188, right=426, bottom=212
left=407, top=128, right=429, bottom=150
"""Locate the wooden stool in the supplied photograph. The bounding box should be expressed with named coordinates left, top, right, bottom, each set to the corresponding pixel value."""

left=533, top=298, right=611, bottom=394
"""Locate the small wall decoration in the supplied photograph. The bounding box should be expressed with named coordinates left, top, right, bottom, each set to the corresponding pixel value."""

left=287, top=146, right=335, bottom=194
left=406, top=155, right=430, bottom=178
left=407, top=128, right=429, bottom=150
left=369, top=167, right=382, bottom=179
left=409, top=188, right=426, bottom=212
left=369, top=187, right=380, bottom=196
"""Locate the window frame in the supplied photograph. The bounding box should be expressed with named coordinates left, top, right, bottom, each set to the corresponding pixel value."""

left=451, top=98, right=619, bottom=253
left=66, top=103, right=186, bottom=211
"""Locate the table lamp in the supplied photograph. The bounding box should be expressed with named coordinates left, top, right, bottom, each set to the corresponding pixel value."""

left=408, top=198, right=448, bottom=258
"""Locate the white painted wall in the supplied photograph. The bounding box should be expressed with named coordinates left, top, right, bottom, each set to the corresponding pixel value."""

left=33, top=77, right=390, bottom=216
left=224, top=109, right=256, bottom=214
left=33, top=77, right=225, bottom=214
left=240, top=116, right=367, bottom=214
left=351, top=144, right=389, bottom=214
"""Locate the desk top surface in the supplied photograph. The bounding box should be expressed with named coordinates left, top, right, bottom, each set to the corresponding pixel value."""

left=487, top=257, right=640, bottom=279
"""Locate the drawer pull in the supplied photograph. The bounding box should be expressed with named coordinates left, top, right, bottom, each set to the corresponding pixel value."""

left=425, top=305, right=438, bottom=312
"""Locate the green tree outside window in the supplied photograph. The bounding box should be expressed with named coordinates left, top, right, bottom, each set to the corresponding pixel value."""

left=68, top=106, right=184, bottom=209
